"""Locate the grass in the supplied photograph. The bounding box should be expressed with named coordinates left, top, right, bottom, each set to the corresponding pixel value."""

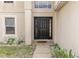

left=0, top=45, right=34, bottom=58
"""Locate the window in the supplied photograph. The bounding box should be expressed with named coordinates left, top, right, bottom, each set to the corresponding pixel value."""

left=34, top=1, right=51, bottom=8
left=5, top=17, right=15, bottom=34
left=4, top=1, right=14, bottom=3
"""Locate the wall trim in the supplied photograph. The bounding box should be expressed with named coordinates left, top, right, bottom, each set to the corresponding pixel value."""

left=2, top=15, right=17, bottom=37
left=54, top=1, right=68, bottom=11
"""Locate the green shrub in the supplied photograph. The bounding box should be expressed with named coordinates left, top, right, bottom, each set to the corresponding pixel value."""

left=17, top=40, right=24, bottom=45
left=7, top=38, right=16, bottom=45
left=69, top=49, right=75, bottom=58
left=51, top=43, right=75, bottom=58
left=53, top=43, right=60, bottom=49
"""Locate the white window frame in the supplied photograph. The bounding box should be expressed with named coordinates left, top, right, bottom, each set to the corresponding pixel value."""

left=3, top=15, right=17, bottom=36
left=33, top=1, right=52, bottom=9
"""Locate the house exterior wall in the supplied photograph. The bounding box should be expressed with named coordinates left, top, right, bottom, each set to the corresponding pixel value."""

left=0, top=13, right=25, bottom=43
left=54, top=1, right=79, bottom=56
left=0, top=1, right=25, bottom=43
left=0, top=1, right=54, bottom=45
left=25, top=1, right=54, bottom=44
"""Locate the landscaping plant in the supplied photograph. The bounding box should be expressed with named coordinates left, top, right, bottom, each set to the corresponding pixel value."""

left=7, top=38, right=16, bottom=45
left=51, top=43, right=75, bottom=58
left=17, top=40, right=24, bottom=45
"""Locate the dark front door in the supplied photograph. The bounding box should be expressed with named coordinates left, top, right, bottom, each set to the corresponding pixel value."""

left=34, top=17, right=52, bottom=39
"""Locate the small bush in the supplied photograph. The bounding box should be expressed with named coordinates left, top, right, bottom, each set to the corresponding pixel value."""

left=7, top=38, right=16, bottom=45
left=17, top=40, right=24, bottom=45
left=51, top=43, right=75, bottom=58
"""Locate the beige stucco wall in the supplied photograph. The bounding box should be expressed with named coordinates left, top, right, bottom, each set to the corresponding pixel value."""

left=25, top=1, right=32, bottom=10
left=55, top=2, right=79, bottom=56
left=25, top=1, right=32, bottom=45
left=25, top=10, right=32, bottom=45
left=0, top=1, right=24, bottom=12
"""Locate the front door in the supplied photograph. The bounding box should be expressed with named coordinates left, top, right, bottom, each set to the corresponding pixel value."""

left=34, top=17, right=52, bottom=39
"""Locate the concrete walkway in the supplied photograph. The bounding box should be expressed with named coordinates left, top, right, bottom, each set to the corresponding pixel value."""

left=33, top=43, right=52, bottom=58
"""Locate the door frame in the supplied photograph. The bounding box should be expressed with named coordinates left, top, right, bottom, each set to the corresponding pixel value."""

left=34, top=16, right=53, bottom=40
